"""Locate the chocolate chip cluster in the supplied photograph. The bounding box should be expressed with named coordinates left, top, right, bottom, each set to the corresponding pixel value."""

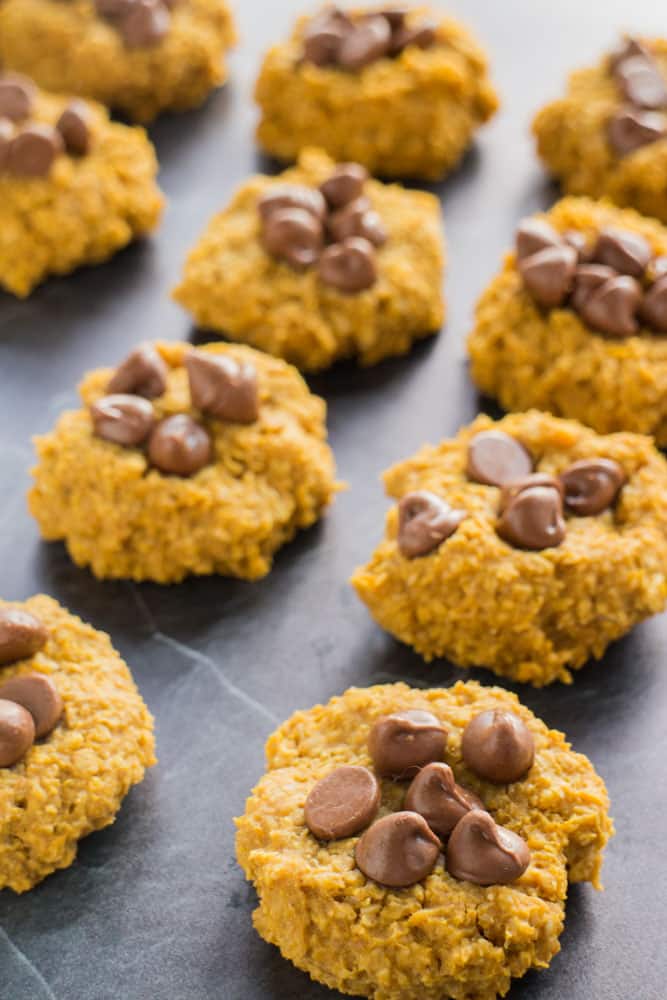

left=93, top=0, right=175, bottom=49
left=302, top=6, right=437, bottom=71
left=90, top=344, right=260, bottom=478
left=0, top=75, right=91, bottom=179
left=304, top=706, right=534, bottom=888
left=517, top=217, right=667, bottom=339
left=607, top=37, right=667, bottom=157
left=396, top=430, right=627, bottom=556
left=0, top=608, right=63, bottom=768
left=259, top=163, right=387, bottom=293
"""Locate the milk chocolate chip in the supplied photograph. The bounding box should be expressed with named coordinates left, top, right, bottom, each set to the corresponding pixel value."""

left=91, top=394, right=155, bottom=447
left=305, top=766, right=380, bottom=840
left=0, top=699, right=35, bottom=768
left=515, top=218, right=562, bottom=260
left=0, top=118, right=12, bottom=171
left=560, top=458, right=626, bottom=516
left=580, top=275, right=642, bottom=338
left=616, top=55, right=667, bottom=110
left=497, top=484, right=566, bottom=550
left=592, top=228, right=651, bottom=277
left=148, top=415, right=211, bottom=476
left=0, top=608, right=48, bottom=666
left=0, top=74, right=35, bottom=122
left=390, top=21, right=437, bottom=56
left=302, top=9, right=351, bottom=66
left=446, top=810, right=530, bottom=885
left=397, top=491, right=465, bottom=558
left=642, top=275, right=667, bottom=332
left=338, top=15, right=391, bottom=71
left=108, top=344, right=168, bottom=399
left=0, top=675, right=63, bottom=739
left=320, top=163, right=368, bottom=208
left=609, top=36, right=650, bottom=73
left=258, top=184, right=327, bottom=223
left=328, top=198, right=387, bottom=247
left=405, top=762, right=484, bottom=838
left=571, top=264, right=617, bottom=312
left=355, top=811, right=441, bottom=887
left=369, top=709, right=446, bottom=779
left=467, top=431, right=532, bottom=488
left=56, top=100, right=92, bottom=156
left=119, top=0, right=171, bottom=49
left=7, top=125, right=63, bottom=178
left=186, top=351, right=259, bottom=424
left=519, top=245, right=577, bottom=308
left=262, top=207, right=324, bottom=269
left=462, top=710, right=535, bottom=784
left=318, top=237, right=377, bottom=292
left=608, top=107, right=666, bottom=156
left=498, top=473, right=563, bottom=514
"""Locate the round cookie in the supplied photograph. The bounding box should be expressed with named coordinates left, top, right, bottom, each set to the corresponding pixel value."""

left=236, top=681, right=613, bottom=1000
left=468, top=197, right=667, bottom=444
left=254, top=6, right=498, bottom=181
left=29, top=341, right=338, bottom=583
left=0, top=0, right=236, bottom=124
left=0, top=595, right=155, bottom=893
left=351, top=410, right=667, bottom=685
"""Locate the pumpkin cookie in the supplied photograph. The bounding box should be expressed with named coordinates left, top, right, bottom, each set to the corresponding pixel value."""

left=0, top=72, right=163, bottom=298
left=351, top=410, right=667, bottom=685
left=29, top=341, right=338, bottom=583
left=0, top=0, right=236, bottom=123
left=236, top=681, right=612, bottom=1000
left=173, top=148, right=444, bottom=371
left=468, top=197, right=667, bottom=443
left=254, top=5, right=498, bottom=181
left=0, top=595, right=155, bottom=893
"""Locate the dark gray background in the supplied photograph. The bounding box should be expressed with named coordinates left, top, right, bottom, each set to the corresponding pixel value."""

left=1, top=2, right=666, bottom=998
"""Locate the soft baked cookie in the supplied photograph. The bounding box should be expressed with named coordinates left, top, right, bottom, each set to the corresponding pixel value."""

left=351, top=410, right=667, bottom=685
left=29, top=341, right=338, bottom=583
left=0, top=73, right=163, bottom=298
left=0, top=0, right=236, bottom=123
left=533, top=36, right=667, bottom=222
left=236, top=681, right=612, bottom=1000
left=254, top=6, right=498, bottom=181
left=173, top=148, right=444, bottom=371
left=0, top=595, right=155, bottom=893
left=468, top=197, right=667, bottom=443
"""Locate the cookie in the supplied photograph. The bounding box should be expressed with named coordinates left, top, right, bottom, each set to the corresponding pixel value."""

left=0, top=73, right=163, bottom=298
left=254, top=6, right=498, bottom=181
left=351, top=410, right=667, bottom=685
left=468, top=197, right=667, bottom=444
left=533, top=35, right=667, bottom=222
left=29, top=341, right=338, bottom=583
left=173, top=148, right=444, bottom=372
left=0, top=0, right=236, bottom=123
left=236, top=681, right=612, bottom=999
left=0, top=595, right=155, bottom=893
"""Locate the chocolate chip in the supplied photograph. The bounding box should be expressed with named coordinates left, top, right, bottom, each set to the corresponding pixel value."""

left=185, top=351, right=259, bottom=424
left=0, top=608, right=48, bottom=666
left=609, top=36, right=651, bottom=74
left=380, top=7, right=409, bottom=29
left=355, top=811, right=441, bottom=887
left=562, top=229, right=590, bottom=261
left=498, top=473, right=563, bottom=514
left=262, top=207, right=324, bottom=270
left=148, top=415, right=212, bottom=476
left=446, top=810, right=530, bottom=886
left=7, top=125, right=63, bottom=178
left=560, top=458, right=627, bottom=516
left=258, top=184, right=327, bottom=223
left=0, top=699, right=35, bottom=768
left=56, top=100, right=92, bottom=156
left=319, top=163, right=368, bottom=208
left=0, top=674, right=63, bottom=740
left=0, top=74, right=35, bottom=122
left=118, top=0, right=171, bottom=49
left=642, top=274, right=667, bottom=332
left=580, top=275, right=642, bottom=338
left=571, top=264, right=618, bottom=312
left=647, top=255, right=667, bottom=283
left=108, top=344, right=168, bottom=399
left=328, top=198, right=387, bottom=247
left=519, top=244, right=577, bottom=308
left=497, top=483, right=566, bottom=550
left=389, top=21, right=437, bottom=56
left=608, top=107, right=666, bottom=156
left=368, top=709, right=447, bottom=779
left=616, top=55, right=667, bottom=110
left=95, top=0, right=135, bottom=14
left=404, top=762, right=484, bottom=838
left=305, top=766, right=381, bottom=840
left=462, top=710, right=535, bottom=783
left=318, top=236, right=377, bottom=292
left=397, top=491, right=466, bottom=558
left=90, top=394, right=155, bottom=447
left=515, top=218, right=563, bottom=260
left=338, top=16, right=391, bottom=71
left=0, top=118, right=13, bottom=171
left=302, top=9, right=351, bottom=66
left=592, top=227, right=652, bottom=277
left=466, top=430, right=532, bottom=488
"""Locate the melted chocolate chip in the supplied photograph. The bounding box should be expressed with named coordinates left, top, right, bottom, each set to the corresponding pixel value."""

left=498, top=473, right=563, bottom=514
left=0, top=74, right=35, bottom=122
left=515, top=218, right=563, bottom=260
left=397, top=491, right=465, bottom=558
left=559, top=458, right=627, bottom=516
left=446, top=810, right=530, bottom=886
left=0, top=699, right=35, bottom=768
left=616, top=55, right=667, bottom=110
left=461, top=710, right=535, bottom=784
left=90, top=394, right=155, bottom=447
left=305, top=766, right=381, bottom=840
left=338, top=16, right=391, bottom=71
left=262, top=207, right=324, bottom=269
left=320, top=163, right=368, bottom=208
left=0, top=674, right=63, bottom=739
left=571, top=264, right=617, bottom=312
left=404, top=762, right=484, bottom=838
left=108, top=344, right=168, bottom=399
left=7, top=125, right=63, bottom=178
left=258, top=184, right=327, bottom=223
left=580, top=275, right=642, bottom=338
left=148, top=415, right=212, bottom=476
left=0, top=608, right=48, bottom=666
left=592, top=228, right=652, bottom=277
left=642, top=274, right=667, bottom=332
left=467, top=430, right=533, bottom=488
left=519, top=244, right=577, bottom=308
left=56, top=100, right=92, bottom=156
left=118, top=0, right=171, bottom=49
left=368, top=709, right=447, bottom=779
left=186, top=351, right=259, bottom=424
left=355, top=811, right=441, bottom=887
left=497, top=483, right=566, bottom=550
left=318, top=237, right=377, bottom=292
left=608, top=107, right=666, bottom=156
